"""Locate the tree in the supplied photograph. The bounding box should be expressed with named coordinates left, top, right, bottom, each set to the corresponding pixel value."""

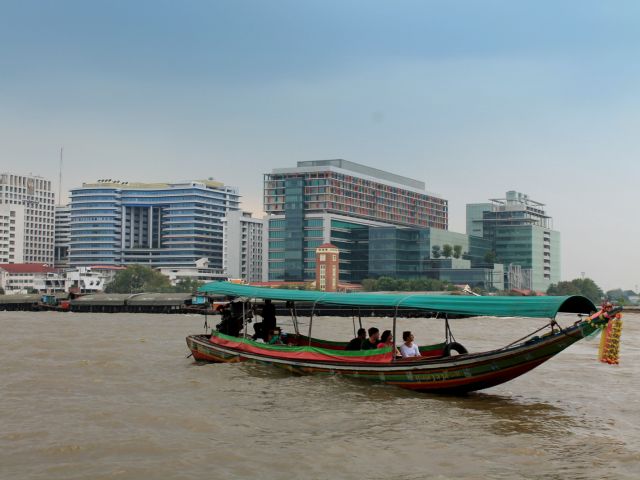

left=361, top=278, right=378, bottom=291
left=453, top=245, right=462, bottom=259
left=173, top=278, right=204, bottom=293
left=484, top=251, right=497, bottom=264
left=0, top=287, right=4, bottom=295
left=547, top=278, right=604, bottom=304
left=431, top=245, right=441, bottom=258
left=377, top=276, right=398, bottom=291
left=442, top=244, right=453, bottom=258
left=105, top=265, right=173, bottom=293
left=360, top=277, right=449, bottom=292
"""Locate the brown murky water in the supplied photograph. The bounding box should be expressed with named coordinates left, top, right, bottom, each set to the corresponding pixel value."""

left=1, top=311, right=638, bottom=479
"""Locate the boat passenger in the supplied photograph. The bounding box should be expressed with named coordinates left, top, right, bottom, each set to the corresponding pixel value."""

left=215, top=304, right=244, bottom=337
left=267, top=328, right=284, bottom=345
left=345, top=328, right=367, bottom=351
left=377, top=330, right=393, bottom=348
left=253, top=299, right=277, bottom=341
left=399, top=331, right=421, bottom=358
left=362, top=327, right=380, bottom=350
left=377, top=330, right=401, bottom=356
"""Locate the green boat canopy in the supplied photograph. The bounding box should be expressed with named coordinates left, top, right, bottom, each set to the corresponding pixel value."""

left=198, top=282, right=597, bottom=318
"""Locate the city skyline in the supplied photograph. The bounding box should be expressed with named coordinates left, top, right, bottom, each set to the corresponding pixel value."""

left=1, top=1, right=639, bottom=290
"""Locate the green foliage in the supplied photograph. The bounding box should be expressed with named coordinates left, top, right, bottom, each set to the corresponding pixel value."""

left=105, top=265, right=173, bottom=293
left=172, top=278, right=204, bottom=293
left=605, top=288, right=632, bottom=305
left=431, top=245, right=441, bottom=258
left=452, top=245, right=462, bottom=259
left=484, top=251, right=497, bottom=264
left=546, top=278, right=604, bottom=304
left=361, top=277, right=449, bottom=292
left=277, top=283, right=309, bottom=290
left=361, top=278, right=377, bottom=291
left=0, top=287, right=4, bottom=295
left=442, top=244, right=453, bottom=258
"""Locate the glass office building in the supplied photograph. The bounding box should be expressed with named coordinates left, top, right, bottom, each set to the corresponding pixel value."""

left=264, top=160, right=448, bottom=282
left=362, top=226, right=502, bottom=290
left=467, top=191, right=561, bottom=291
left=68, top=179, right=240, bottom=269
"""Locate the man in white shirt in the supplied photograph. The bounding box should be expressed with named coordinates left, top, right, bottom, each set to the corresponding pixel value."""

left=399, top=331, right=421, bottom=358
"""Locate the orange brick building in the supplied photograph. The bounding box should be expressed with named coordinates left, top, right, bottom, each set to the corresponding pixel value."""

left=315, top=243, right=339, bottom=292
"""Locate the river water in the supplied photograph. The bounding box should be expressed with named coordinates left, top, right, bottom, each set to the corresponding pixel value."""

left=1, top=311, right=638, bottom=479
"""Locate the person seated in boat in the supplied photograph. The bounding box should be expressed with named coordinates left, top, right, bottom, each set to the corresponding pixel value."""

left=267, top=327, right=284, bottom=345
left=345, top=328, right=367, bottom=351
left=216, top=301, right=250, bottom=337
left=362, top=327, right=380, bottom=350
left=399, top=331, right=421, bottom=359
left=377, top=330, right=401, bottom=356
left=253, top=299, right=277, bottom=341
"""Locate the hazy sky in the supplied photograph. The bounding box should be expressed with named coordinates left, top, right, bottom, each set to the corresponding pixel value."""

left=1, top=1, right=639, bottom=291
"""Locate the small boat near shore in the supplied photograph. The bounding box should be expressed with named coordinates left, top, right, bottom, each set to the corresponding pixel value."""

left=186, top=282, right=622, bottom=394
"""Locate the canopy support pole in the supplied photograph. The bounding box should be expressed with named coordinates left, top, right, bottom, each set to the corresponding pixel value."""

left=358, top=307, right=362, bottom=329
left=289, top=301, right=300, bottom=336
left=352, top=308, right=356, bottom=337
left=444, top=314, right=456, bottom=344
left=242, top=300, right=248, bottom=339
left=392, top=304, right=399, bottom=363
left=308, top=301, right=318, bottom=346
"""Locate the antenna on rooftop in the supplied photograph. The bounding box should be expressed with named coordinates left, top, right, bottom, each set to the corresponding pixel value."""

left=58, top=146, right=63, bottom=205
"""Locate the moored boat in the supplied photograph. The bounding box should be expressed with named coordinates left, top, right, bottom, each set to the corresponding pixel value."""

left=186, top=282, right=622, bottom=394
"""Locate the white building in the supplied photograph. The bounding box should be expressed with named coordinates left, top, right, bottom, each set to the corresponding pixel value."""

left=0, top=204, right=25, bottom=263
left=64, top=266, right=110, bottom=293
left=222, top=211, right=263, bottom=283
left=0, top=263, right=64, bottom=294
left=158, top=257, right=228, bottom=286
left=0, top=173, right=55, bottom=264
left=54, top=205, right=71, bottom=269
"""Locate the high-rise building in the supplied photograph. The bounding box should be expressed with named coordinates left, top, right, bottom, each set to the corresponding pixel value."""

left=467, top=191, right=560, bottom=291
left=0, top=204, right=25, bottom=264
left=54, top=205, right=71, bottom=269
left=69, top=179, right=240, bottom=269
left=222, top=210, right=264, bottom=283
left=0, top=173, right=55, bottom=264
left=466, top=203, right=492, bottom=238
left=264, top=159, right=448, bottom=282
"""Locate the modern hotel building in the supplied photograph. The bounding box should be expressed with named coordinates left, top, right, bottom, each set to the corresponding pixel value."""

left=68, top=179, right=240, bottom=270
left=264, top=159, right=449, bottom=282
left=0, top=173, right=55, bottom=264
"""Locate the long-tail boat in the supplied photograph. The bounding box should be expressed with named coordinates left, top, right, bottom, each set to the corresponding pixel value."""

left=186, top=282, right=622, bottom=394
